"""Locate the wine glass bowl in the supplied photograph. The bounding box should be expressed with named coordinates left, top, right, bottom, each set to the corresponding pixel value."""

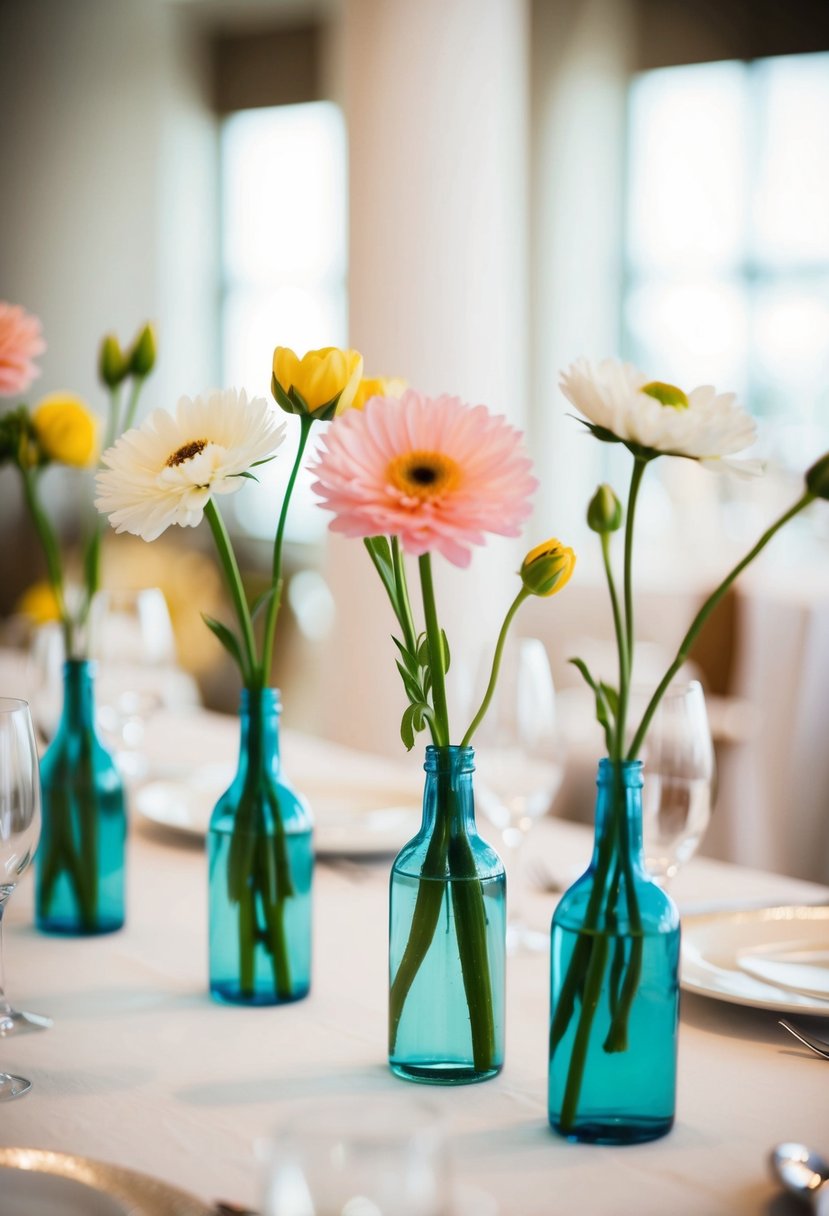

left=0, top=698, right=45, bottom=1095
left=635, top=680, right=715, bottom=882
left=472, top=636, right=565, bottom=951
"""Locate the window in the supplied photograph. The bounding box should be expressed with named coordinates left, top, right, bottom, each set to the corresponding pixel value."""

left=220, top=101, right=347, bottom=541
left=624, top=53, right=829, bottom=468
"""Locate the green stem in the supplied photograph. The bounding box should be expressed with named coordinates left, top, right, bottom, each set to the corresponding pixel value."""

left=418, top=554, right=450, bottom=746
left=122, top=377, right=145, bottom=433
left=616, top=457, right=647, bottom=758
left=449, top=829, right=497, bottom=1071
left=21, top=468, right=72, bottom=654
left=461, top=588, right=529, bottom=748
left=204, top=499, right=257, bottom=685
left=627, top=490, right=815, bottom=759
left=392, top=538, right=418, bottom=655
left=600, top=532, right=628, bottom=760
left=559, top=934, right=609, bottom=1131
left=261, top=416, right=313, bottom=684
left=103, top=385, right=122, bottom=452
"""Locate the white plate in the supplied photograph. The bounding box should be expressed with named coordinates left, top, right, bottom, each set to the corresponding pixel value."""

left=680, top=904, right=829, bottom=1014
left=134, top=764, right=421, bottom=857
left=0, top=1148, right=211, bottom=1216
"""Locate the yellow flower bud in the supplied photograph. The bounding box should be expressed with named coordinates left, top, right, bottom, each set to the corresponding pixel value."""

left=17, top=580, right=61, bottom=625
left=587, top=483, right=623, bottom=533
left=520, top=538, right=576, bottom=597
left=641, top=381, right=689, bottom=410
left=272, top=346, right=364, bottom=421
left=351, top=376, right=407, bottom=411
left=32, top=393, right=99, bottom=467
left=98, top=334, right=129, bottom=388
left=806, top=452, right=829, bottom=500
left=128, top=323, right=157, bottom=378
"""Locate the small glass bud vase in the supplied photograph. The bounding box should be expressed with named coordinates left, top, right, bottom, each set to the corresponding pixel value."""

left=548, top=759, right=680, bottom=1144
left=389, top=745, right=506, bottom=1084
left=36, top=659, right=126, bottom=935
left=208, top=688, right=313, bottom=1005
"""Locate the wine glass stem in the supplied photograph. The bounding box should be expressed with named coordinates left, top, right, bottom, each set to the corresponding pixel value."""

left=503, top=824, right=527, bottom=928
left=0, top=902, right=12, bottom=1017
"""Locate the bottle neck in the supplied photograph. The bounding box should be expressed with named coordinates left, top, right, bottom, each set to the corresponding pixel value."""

left=61, top=659, right=97, bottom=730
left=236, top=687, right=281, bottom=779
left=421, top=745, right=476, bottom=835
left=591, top=758, right=645, bottom=867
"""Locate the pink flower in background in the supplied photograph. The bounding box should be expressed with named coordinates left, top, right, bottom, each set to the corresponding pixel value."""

left=311, top=390, right=537, bottom=567
left=0, top=303, right=45, bottom=395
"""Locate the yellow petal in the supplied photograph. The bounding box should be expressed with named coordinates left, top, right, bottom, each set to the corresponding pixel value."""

left=32, top=393, right=99, bottom=467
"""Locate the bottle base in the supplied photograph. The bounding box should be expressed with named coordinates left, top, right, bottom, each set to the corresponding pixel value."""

left=548, top=1113, right=674, bottom=1145
left=36, top=916, right=124, bottom=936
left=209, top=981, right=310, bottom=1007
left=390, top=1059, right=502, bottom=1086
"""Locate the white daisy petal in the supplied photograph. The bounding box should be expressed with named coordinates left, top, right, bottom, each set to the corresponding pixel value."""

left=560, top=357, right=759, bottom=469
left=95, top=388, right=286, bottom=540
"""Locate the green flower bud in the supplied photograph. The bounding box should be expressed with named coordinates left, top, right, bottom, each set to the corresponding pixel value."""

left=805, top=452, right=829, bottom=500
left=587, top=483, right=623, bottom=534
left=128, top=323, right=157, bottom=378
left=641, top=380, right=689, bottom=410
left=98, top=334, right=128, bottom=389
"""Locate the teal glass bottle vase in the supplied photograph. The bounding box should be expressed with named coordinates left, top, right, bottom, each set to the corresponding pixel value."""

left=548, top=759, right=680, bottom=1144
left=36, top=659, right=127, bottom=935
left=389, top=745, right=506, bottom=1084
left=208, top=688, right=313, bottom=1005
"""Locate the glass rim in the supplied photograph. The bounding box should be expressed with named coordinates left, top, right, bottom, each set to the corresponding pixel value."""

left=264, top=1093, right=447, bottom=1146
left=0, top=697, right=31, bottom=714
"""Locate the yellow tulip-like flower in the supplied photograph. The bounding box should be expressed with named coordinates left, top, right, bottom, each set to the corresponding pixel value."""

left=128, top=323, right=157, bottom=378
left=16, top=579, right=61, bottom=625
left=272, top=346, right=364, bottom=421
left=520, top=538, right=576, bottom=597
left=351, top=376, right=407, bottom=411
left=32, top=393, right=99, bottom=467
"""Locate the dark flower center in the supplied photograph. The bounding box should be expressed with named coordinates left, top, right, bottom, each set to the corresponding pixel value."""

left=167, top=439, right=208, bottom=467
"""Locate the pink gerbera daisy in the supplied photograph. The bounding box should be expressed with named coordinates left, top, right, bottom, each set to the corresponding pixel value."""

left=311, top=390, right=537, bottom=567
left=0, top=302, right=45, bottom=396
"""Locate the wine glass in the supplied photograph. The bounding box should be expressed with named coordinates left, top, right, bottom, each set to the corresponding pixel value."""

left=89, top=587, right=180, bottom=780
left=262, top=1096, right=450, bottom=1216
left=634, top=680, right=715, bottom=883
left=0, top=698, right=45, bottom=1097
left=472, top=636, right=565, bottom=953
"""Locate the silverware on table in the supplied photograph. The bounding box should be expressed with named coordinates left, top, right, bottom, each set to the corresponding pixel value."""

left=770, top=1142, right=829, bottom=1213
left=779, top=1019, right=829, bottom=1060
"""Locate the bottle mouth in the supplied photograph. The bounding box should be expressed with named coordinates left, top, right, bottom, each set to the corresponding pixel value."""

left=597, top=757, right=644, bottom=786
left=239, top=687, right=282, bottom=713
left=424, top=744, right=475, bottom=774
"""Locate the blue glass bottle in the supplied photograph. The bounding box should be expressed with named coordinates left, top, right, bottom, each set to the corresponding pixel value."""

left=36, top=659, right=126, bottom=935
left=389, top=745, right=506, bottom=1084
left=208, top=688, right=312, bottom=1005
left=548, top=759, right=680, bottom=1144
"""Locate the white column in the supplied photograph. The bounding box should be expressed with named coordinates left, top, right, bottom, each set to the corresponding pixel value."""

left=317, top=0, right=531, bottom=756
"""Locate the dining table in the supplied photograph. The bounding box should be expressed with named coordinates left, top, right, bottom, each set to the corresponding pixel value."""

left=1, top=700, right=828, bottom=1216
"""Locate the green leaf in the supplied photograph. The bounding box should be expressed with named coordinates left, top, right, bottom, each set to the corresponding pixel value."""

left=392, top=635, right=419, bottom=680
left=600, top=682, right=619, bottom=720
left=249, top=455, right=276, bottom=469
left=202, top=613, right=246, bottom=674
left=416, top=635, right=431, bottom=670
left=250, top=587, right=277, bottom=622
left=396, top=661, right=423, bottom=704
left=440, top=629, right=451, bottom=674
left=230, top=469, right=259, bottom=482
left=364, top=536, right=399, bottom=610
left=400, top=704, right=417, bottom=751
left=569, top=657, right=614, bottom=753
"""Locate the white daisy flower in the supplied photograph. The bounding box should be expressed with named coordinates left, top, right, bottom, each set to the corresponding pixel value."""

left=560, top=357, right=761, bottom=474
left=96, top=389, right=286, bottom=541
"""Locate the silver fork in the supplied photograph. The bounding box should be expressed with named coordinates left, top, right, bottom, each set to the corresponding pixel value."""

left=779, top=1019, right=829, bottom=1059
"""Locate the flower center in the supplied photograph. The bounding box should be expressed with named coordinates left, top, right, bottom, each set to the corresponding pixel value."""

left=641, top=381, right=689, bottom=410
left=166, top=439, right=208, bottom=467
left=387, top=450, right=460, bottom=500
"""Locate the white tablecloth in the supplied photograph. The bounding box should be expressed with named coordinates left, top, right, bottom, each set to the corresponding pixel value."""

left=2, top=710, right=828, bottom=1216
